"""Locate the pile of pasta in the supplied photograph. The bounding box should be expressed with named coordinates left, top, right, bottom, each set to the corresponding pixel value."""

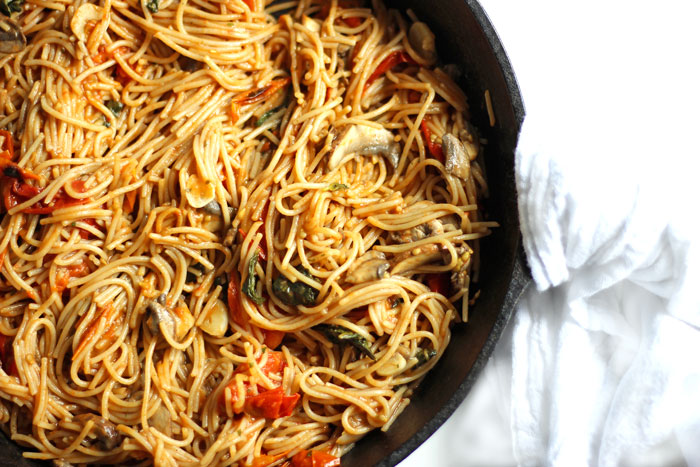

left=0, top=0, right=493, bottom=465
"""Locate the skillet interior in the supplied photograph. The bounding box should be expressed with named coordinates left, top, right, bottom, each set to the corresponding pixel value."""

left=0, top=0, right=525, bottom=465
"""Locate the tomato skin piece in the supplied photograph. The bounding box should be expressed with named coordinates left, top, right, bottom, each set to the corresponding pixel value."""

left=420, top=120, right=444, bottom=163
left=1, top=174, right=89, bottom=215
left=54, top=259, right=91, bottom=294
left=0, top=334, right=18, bottom=377
left=291, top=450, right=341, bottom=467
left=427, top=273, right=450, bottom=296
left=0, top=129, right=15, bottom=159
left=231, top=77, right=290, bottom=124
left=251, top=452, right=288, bottom=467
left=263, top=330, right=285, bottom=349
left=365, top=51, right=417, bottom=90
left=343, top=16, right=362, bottom=27
left=245, top=387, right=300, bottom=418
left=76, top=218, right=100, bottom=239
left=220, top=350, right=290, bottom=414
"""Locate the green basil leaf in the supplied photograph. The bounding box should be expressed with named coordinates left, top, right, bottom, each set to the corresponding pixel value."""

left=105, top=100, right=124, bottom=117
left=272, top=266, right=318, bottom=307
left=146, top=0, right=159, bottom=13
left=242, top=252, right=265, bottom=304
left=328, top=183, right=349, bottom=191
left=413, top=348, right=437, bottom=369
left=315, top=324, right=376, bottom=361
left=272, top=275, right=296, bottom=305
left=0, top=0, right=23, bottom=17
left=255, top=106, right=281, bottom=127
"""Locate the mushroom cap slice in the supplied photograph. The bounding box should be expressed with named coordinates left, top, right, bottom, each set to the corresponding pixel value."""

left=0, top=17, right=26, bottom=54
left=327, top=125, right=400, bottom=170
left=180, top=167, right=216, bottom=209
left=442, top=133, right=470, bottom=180
left=70, top=3, right=104, bottom=43
left=408, top=22, right=437, bottom=64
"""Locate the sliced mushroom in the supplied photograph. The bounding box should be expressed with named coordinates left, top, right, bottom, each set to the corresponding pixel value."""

left=441, top=245, right=471, bottom=291
left=327, top=125, right=400, bottom=170
left=200, top=200, right=236, bottom=232
left=376, top=352, right=407, bottom=377
left=201, top=199, right=236, bottom=219
left=392, top=244, right=442, bottom=275
left=199, top=299, right=229, bottom=337
left=442, top=133, right=470, bottom=180
left=146, top=297, right=194, bottom=340
left=70, top=3, right=104, bottom=43
left=346, top=251, right=390, bottom=284
left=389, top=219, right=444, bottom=244
left=148, top=405, right=173, bottom=436
left=223, top=227, right=235, bottom=247
left=73, top=414, right=122, bottom=450
left=0, top=17, right=26, bottom=54
left=180, top=167, right=215, bottom=209
left=408, top=22, right=437, bottom=64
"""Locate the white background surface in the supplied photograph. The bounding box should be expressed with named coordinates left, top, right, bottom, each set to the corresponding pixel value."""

left=399, top=1, right=700, bottom=466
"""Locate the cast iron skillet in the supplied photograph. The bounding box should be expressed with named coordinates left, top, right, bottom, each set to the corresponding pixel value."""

left=0, top=1, right=526, bottom=465
left=343, top=0, right=527, bottom=465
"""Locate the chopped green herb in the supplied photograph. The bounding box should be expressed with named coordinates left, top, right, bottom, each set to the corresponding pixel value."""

left=328, top=183, right=349, bottom=192
left=0, top=0, right=23, bottom=16
left=413, top=348, right=437, bottom=369
left=315, top=324, right=376, bottom=360
left=146, top=0, right=159, bottom=13
left=105, top=100, right=124, bottom=117
left=261, top=346, right=267, bottom=354
left=255, top=105, right=284, bottom=127
left=71, top=222, right=77, bottom=227
left=390, top=296, right=404, bottom=308
left=272, top=266, right=318, bottom=307
left=242, top=252, right=265, bottom=304
left=101, top=115, right=111, bottom=128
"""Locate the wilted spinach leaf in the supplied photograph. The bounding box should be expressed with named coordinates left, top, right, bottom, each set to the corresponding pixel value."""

left=242, top=252, right=265, bottom=304
left=315, top=324, right=376, bottom=360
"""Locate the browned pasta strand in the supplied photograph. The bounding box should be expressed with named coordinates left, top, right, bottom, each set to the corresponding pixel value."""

left=0, top=0, right=491, bottom=465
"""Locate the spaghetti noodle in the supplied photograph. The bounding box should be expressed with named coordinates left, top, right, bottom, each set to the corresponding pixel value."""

left=0, top=0, right=493, bottom=465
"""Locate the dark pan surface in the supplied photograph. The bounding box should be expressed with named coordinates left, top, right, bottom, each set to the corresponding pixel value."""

left=0, top=1, right=525, bottom=465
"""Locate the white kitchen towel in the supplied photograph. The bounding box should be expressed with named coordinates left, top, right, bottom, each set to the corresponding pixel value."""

left=510, top=4, right=700, bottom=462
left=487, top=0, right=700, bottom=465
left=513, top=114, right=700, bottom=466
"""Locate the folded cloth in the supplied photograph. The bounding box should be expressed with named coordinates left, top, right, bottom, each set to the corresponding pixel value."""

left=513, top=114, right=700, bottom=466
left=509, top=0, right=700, bottom=462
